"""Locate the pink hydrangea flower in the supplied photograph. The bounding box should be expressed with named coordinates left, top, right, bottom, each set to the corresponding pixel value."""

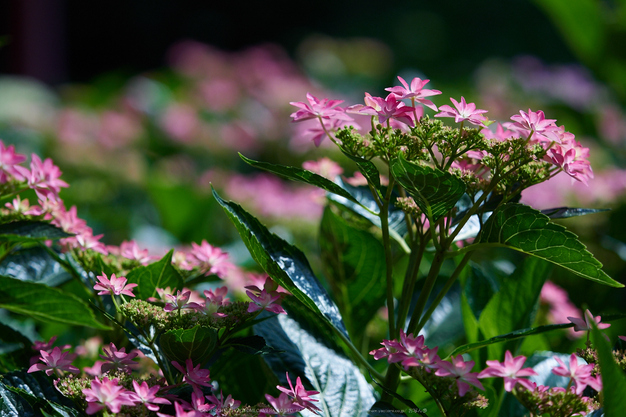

left=171, top=359, right=212, bottom=394
left=504, top=109, right=559, bottom=144
left=197, top=286, right=230, bottom=318
left=0, top=141, right=28, bottom=183
left=435, top=355, right=484, bottom=396
left=25, top=154, right=69, bottom=201
left=246, top=284, right=286, bottom=315
left=82, top=377, right=138, bottom=414
left=164, top=290, right=203, bottom=313
left=27, top=346, right=79, bottom=376
left=347, top=93, right=415, bottom=127
left=302, top=158, right=343, bottom=181
left=567, top=309, right=610, bottom=332
left=289, top=93, right=352, bottom=123
left=478, top=350, right=538, bottom=392
left=260, top=392, right=304, bottom=417
left=385, top=76, right=441, bottom=111
left=552, top=353, right=601, bottom=395
left=94, top=273, right=138, bottom=297
left=100, top=343, right=139, bottom=373
left=189, top=240, right=232, bottom=278
left=29, top=336, right=71, bottom=365
left=206, top=391, right=241, bottom=414
left=120, top=240, right=155, bottom=265
left=435, top=97, right=488, bottom=127
left=276, top=372, right=321, bottom=413
left=544, top=136, right=594, bottom=186
left=128, top=380, right=171, bottom=412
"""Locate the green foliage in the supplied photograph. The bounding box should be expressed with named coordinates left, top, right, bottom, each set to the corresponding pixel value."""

left=477, top=203, right=622, bottom=287
left=0, top=276, right=109, bottom=330
left=0, top=247, right=72, bottom=287
left=0, top=323, right=31, bottom=373
left=126, top=249, right=184, bottom=300
left=159, top=325, right=218, bottom=365
left=0, top=221, right=71, bottom=242
left=592, top=323, right=626, bottom=414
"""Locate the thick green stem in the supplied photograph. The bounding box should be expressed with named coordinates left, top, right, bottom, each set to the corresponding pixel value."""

left=407, top=250, right=446, bottom=336
left=416, top=252, right=473, bottom=331
left=395, top=236, right=426, bottom=333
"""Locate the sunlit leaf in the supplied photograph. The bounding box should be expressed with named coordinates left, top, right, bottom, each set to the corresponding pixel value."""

left=126, top=249, right=184, bottom=300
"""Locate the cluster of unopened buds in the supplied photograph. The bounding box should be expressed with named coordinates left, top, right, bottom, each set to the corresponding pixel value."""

left=290, top=76, right=593, bottom=186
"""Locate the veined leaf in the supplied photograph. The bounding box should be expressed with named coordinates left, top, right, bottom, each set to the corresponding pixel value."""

left=159, top=325, right=218, bottom=365
left=319, top=207, right=386, bottom=338
left=341, top=150, right=381, bottom=190
left=592, top=324, right=626, bottom=414
left=213, top=189, right=348, bottom=338
left=239, top=153, right=364, bottom=207
left=0, top=276, right=110, bottom=330
left=254, top=305, right=376, bottom=417
left=390, top=154, right=466, bottom=222
left=477, top=203, right=622, bottom=287
left=0, top=247, right=71, bottom=287
left=0, top=221, right=70, bottom=242
left=126, top=249, right=183, bottom=300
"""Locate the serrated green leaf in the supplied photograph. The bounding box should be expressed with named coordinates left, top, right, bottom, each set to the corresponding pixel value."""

left=0, top=247, right=71, bottom=287
left=254, top=306, right=376, bottom=417
left=213, top=189, right=349, bottom=339
left=390, top=154, right=466, bottom=222
left=159, top=325, right=218, bottom=365
left=319, top=207, right=386, bottom=338
left=341, top=150, right=381, bottom=190
left=0, top=221, right=71, bottom=242
left=592, top=323, right=626, bottom=414
left=477, top=257, right=550, bottom=360
left=477, top=203, right=622, bottom=287
left=240, top=153, right=363, bottom=206
left=126, top=249, right=183, bottom=300
left=0, top=276, right=110, bottom=330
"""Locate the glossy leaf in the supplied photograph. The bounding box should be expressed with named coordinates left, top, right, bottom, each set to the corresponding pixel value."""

left=341, top=150, right=381, bottom=190
left=254, top=305, right=376, bottom=417
left=0, top=221, right=70, bottom=242
left=0, top=276, right=110, bottom=330
left=390, top=153, right=466, bottom=222
left=540, top=207, right=609, bottom=219
left=0, top=247, right=71, bottom=287
left=477, top=257, right=550, bottom=360
left=328, top=178, right=408, bottom=251
left=239, top=153, right=363, bottom=206
left=126, top=249, right=183, bottom=300
left=319, top=206, right=386, bottom=337
left=159, top=325, right=218, bottom=365
left=0, top=323, right=32, bottom=373
left=0, top=383, right=36, bottom=417
left=477, top=203, right=622, bottom=287
left=213, top=188, right=348, bottom=339
left=592, top=324, right=626, bottom=414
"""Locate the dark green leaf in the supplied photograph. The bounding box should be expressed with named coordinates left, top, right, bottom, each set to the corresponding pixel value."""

left=319, top=207, right=386, bottom=338
left=540, top=207, right=609, bottom=219
left=239, top=153, right=363, bottom=206
left=328, top=178, right=408, bottom=251
left=477, top=203, right=622, bottom=287
left=390, top=153, right=466, bottom=222
left=420, top=285, right=464, bottom=348
left=226, top=335, right=282, bottom=355
left=159, top=325, right=218, bottom=365
left=0, top=221, right=71, bottom=242
left=0, top=323, right=31, bottom=373
left=0, top=383, right=36, bottom=417
left=477, top=257, right=550, bottom=360
left=592, top=323, right=626, bottom=414
left=126, top=249, right=183, bottom=300
left=0, top=247, right=71, bottom=287
left=0, top=276, right=110, bottom=330
left=341, top=150, right=381, bottom=190
left=213, top=188, right=349, bottom=338
left=254, top=308, right=376, bottom=417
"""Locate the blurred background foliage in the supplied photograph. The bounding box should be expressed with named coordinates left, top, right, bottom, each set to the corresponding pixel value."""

left=0, top=0, right=625, bottom=350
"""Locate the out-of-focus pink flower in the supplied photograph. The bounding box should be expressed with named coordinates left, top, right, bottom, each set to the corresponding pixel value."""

left=171, top=359, right=212, bottom=394
left=0, top=141, right=27, bottom=183
left=567, top=309, right=611, bottom=332
left=540, top=281, right=582, bottom=339
left=100, top=343, right=139, bottom=373
left=246, top=288, right=286, bottom=315
left=435, top=355, right=484, bottom=396
left=435, top=97, right=488, bottom=127
left=160, top=103, right=200, bottom=143
left=128, top=380, right=171, bottom=412
left=552, top=353, right=600, bottom=395
left=120, top=240, right=155, bottom=265
left=30, top=336, right=71, bottom=365
left=544, top=135, right=594, bottom=186
left=478, top=350, right=537, bottom=392
left=302, top=157, right=343, bottom=181
left=277, top=372, right=321, bottom=413
left=188, top=240, right=232, bottom=278
left=28, top=347, right=79, bottom=376
left=82, top=377, right=138, bottom=415
left=385, top=76, right=441, bottom=111
left=197, top=286, right=230, bottom=318
left=97, top=111, right=142, bottom=149
left=482, top=123, right=516, bottom=141
left=163, top=290, right=202, bottom=313
left=83, top=360, right=105, bottom=376
left=260, top=392, right=304, bottom=417
left=94, top=273, right=138, bottom=297
left=206, top=391, right=241, bottom=414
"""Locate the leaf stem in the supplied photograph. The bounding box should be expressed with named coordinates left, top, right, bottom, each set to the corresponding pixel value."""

left=406, top=249, right=446, bottom=336
left=380, top=176, right=397, bottom=340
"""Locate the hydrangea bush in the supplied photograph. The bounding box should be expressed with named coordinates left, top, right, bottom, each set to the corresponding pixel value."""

left=1, top=77, right=626, bottom=417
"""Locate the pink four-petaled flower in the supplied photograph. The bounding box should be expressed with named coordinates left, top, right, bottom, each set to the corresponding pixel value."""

left=276, top=372, right=321, bottom=413
left=567, top=309, right=610, bottom=332
left=435, top=97, right=488, bottom=127
left=435, top=355, right=484, bottom=397
left=347, top=93, right=415, bottom=127
left=551, top=353, right=601, bottom=395
left=82, top=376, right=138, bottom=415
left=100, top=343, right=139, bottom=373
left=477, top=350, right=537, bottom=392
left=171, top=358, right=212, bottom=394
left=289, top=93, right=352, bottom=123
left=27, top=346, right=79, bottom=377
left=94, top=273, right=138, bottom=297
left=385, top=76, right=441, bottom=111
left=128, top=380, right=171, bottom=412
